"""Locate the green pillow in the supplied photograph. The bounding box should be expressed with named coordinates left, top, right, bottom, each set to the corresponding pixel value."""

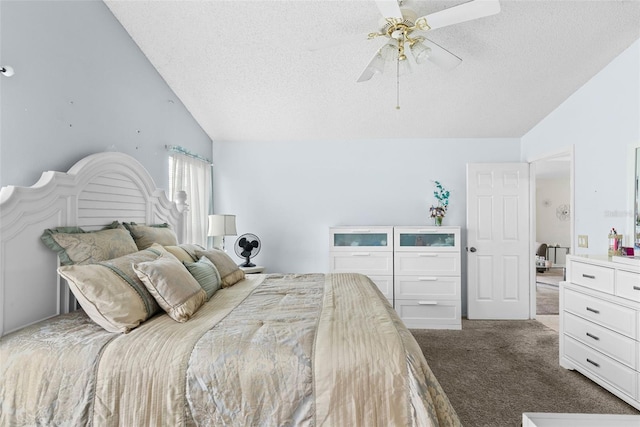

left=41, top=221, right=138, bottom=265
left=184, top=256, right=222, bottom=300
left=194, top=249, right=245, bottom=288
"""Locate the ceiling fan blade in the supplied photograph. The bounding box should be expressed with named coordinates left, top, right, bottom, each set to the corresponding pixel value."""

left=421, top=39, right=462, bottom=71
left=357, top=40, right=387, bottom=82
left=375, top=0, right=403, bottom=19
left=417, top=0, right=500, bottom=31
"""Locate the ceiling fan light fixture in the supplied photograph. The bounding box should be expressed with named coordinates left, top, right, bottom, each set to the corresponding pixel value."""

left=410, top=41, right=432, bottom=64
left=397, top=55, right=411, bottom=76
left=379, top=41, right=399, bottom=61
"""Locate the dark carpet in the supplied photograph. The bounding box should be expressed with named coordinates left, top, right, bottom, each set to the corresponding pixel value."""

left=411, top=320, right=639, bottom=427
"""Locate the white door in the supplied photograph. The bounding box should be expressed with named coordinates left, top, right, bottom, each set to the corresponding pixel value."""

left=467, top=163, right=530, bottom=319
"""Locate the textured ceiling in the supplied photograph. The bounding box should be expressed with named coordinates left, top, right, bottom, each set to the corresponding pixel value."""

left=105, top=0, right=640, bottom=142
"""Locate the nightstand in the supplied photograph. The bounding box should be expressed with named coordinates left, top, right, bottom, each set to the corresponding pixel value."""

left=240, top=265, right=265, bottom=274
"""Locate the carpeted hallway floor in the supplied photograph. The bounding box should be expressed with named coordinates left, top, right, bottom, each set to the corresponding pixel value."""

left=536, top=268, right=562, bottom=315
left=536, top=283, right=559, bottom=315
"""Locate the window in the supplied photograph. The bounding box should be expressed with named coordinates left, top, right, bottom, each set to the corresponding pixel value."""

left=169, top=152, right=212, bottom=246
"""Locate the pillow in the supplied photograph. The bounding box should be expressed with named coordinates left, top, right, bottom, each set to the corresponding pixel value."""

left=41, top=221, right=138, bottom=265
left=164, top=243, right=205, bottom=263
left=183, top=256, right=222, bottom=299
left=133, top=253, right=207, bottom=322
left=123, top=222, right=178, bottom=250
left=195, top=248, right=245, bottom=288
left=57, top=244, right=167, bottom=333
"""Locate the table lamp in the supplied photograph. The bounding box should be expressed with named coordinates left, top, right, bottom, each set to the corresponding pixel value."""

left=207, top=214, right=237, bottom=251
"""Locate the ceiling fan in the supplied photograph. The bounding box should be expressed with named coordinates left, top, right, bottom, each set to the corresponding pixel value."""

left=357, top=0, right=501, bottom=83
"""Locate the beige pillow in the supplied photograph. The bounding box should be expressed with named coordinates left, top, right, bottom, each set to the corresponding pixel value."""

left=41, top=222, right=138, bottom=265
left=195, top=248, right=245, bottom=288
left=123, top=222, right=178, bottom=250
left=164, top=243, right=205, bottom=263
left=57, top=244, right=167, bottom=333
left=133, top=253, right=207, bottom=322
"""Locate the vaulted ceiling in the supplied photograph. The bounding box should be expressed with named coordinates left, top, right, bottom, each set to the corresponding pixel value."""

left=105, top=0, right=640, bottom=142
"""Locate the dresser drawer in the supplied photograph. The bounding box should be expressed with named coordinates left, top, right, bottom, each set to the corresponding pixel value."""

left=329, top=252, right=393, bottom=276
left=564, top=288, right=637, bottom=338
left=616, top=269, right=640, bottom=303
left=395, top=276, right=460, bottom=299
left=395, top=252, right=460, bottom=276
left=564, top=312, right=636, bottom=368
left=395, top=299, right=461, bottom=329
left=394, top=227, right=460, bottom=252
left=564, top=336, right=637, bottom=399
left=330, top=227, right=393, bottom=252
left=368, top=275, right=393, bottom=301
left=569, top=260, right=614, bottom=293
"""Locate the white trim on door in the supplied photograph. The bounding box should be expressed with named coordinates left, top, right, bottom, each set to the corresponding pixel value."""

left=529, top=146, right=575, bottom=319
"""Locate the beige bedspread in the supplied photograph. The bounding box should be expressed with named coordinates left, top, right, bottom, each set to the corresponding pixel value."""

left=0, top=273, right=460, bottom=426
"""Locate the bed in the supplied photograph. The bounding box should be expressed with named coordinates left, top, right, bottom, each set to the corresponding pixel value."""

left=0, top=152, right=461, bottom=426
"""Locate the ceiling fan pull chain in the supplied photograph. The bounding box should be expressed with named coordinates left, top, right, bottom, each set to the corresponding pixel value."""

left=396, top=39, right=401, bottom=110
left=396, top=57, right=401, bottom=110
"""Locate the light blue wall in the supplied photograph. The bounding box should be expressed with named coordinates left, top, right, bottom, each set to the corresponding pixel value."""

left=213, top=138, right=521, bottom=314
left=0, top=0, right=211, bottom=191
left=522, top=40, right=640, bottom=254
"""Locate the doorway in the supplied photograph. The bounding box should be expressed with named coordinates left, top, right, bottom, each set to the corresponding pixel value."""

left=530, top=148, right=574, bottom=331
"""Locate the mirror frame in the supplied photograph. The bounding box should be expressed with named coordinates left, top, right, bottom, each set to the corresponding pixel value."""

left=635, top=147, right=640, bottom=249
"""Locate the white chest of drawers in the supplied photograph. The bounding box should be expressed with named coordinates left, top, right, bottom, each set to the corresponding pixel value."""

left=394, top=226, right=461, bottom=330
left=329, top=226, right=461, bottom=329
left=560, top=255, right=640, bottom=410
left=329, top=226, right=394, bottom=303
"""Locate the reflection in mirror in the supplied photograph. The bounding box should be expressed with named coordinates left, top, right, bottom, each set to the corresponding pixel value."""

left=635, top=147, right=640, bottom=249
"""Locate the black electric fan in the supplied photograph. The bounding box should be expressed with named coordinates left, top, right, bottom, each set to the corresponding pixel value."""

left=234, top=233, right=261, bottom=267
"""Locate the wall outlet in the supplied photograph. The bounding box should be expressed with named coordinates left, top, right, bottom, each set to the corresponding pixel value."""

left=578, top=235, right=589, bottom=248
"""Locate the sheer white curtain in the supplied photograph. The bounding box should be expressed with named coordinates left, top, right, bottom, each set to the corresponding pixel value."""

left=169, top=152, right=211, bottom=246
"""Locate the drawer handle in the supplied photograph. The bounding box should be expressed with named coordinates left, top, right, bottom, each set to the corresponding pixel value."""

left=586, top=358, right=600, bottom=368
left=633, top=286, right=640, bottom=291
left=418, top=253, right=438, bottom=257
left=418, top=277, right=438, bottom=281
left=585, top=332, right=600, bottom=341
left=586, top=307, right=600, bottom=314
left=418, top=301, right=438, bottom=305
left=582, top=274, right=596, bottom=279
left=351, top=252, right=371, bottom=256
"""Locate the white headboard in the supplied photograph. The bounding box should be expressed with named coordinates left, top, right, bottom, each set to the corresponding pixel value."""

left=0, top=152, right=187, bottom=336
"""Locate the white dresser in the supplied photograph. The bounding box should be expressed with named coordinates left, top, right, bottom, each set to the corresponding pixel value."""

left=329, top=226, right=394, bottom=304
left=329, top=226, right=461, bottom=329
left=394, top=226, right=461, bottom=329
left=560, top=255, right=640, bottom=410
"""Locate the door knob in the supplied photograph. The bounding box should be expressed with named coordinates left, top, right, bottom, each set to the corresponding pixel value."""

left=469, top=247, right=477, bottom=252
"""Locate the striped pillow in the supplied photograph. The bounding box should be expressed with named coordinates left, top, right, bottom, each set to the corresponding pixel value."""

left=195, top=249, right=245, bottom=288
left=184, top=256, right=222, bottom=299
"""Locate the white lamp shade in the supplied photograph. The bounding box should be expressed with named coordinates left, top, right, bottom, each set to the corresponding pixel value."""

left=207, top=214, right=237, bottom=237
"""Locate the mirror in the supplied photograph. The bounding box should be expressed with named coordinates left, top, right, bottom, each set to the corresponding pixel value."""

left=635, top=147, right=640, bottom=249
